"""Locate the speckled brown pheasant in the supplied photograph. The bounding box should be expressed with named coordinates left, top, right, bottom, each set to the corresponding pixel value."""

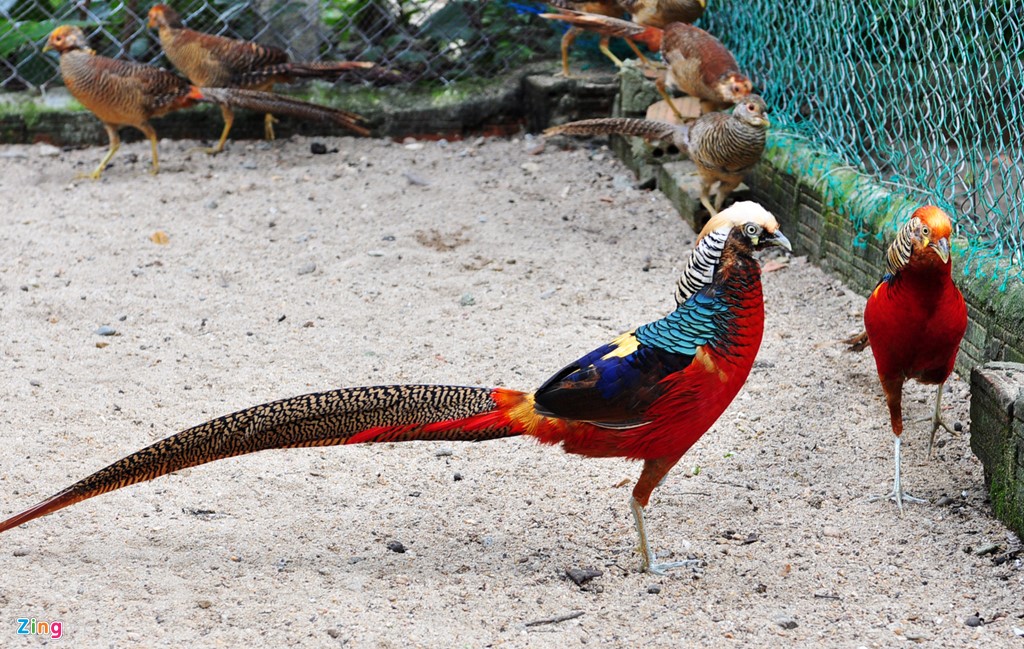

left=44, top=26, right=370, bottom=178
left=545, top=95, right=770, bottom=215
left=148, top=4, right=372, bottom=153
left=545, top=0, right=704, bottom=76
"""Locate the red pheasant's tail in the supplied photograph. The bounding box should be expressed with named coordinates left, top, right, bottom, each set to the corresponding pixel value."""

left=0, top=385, right=530, bottom=533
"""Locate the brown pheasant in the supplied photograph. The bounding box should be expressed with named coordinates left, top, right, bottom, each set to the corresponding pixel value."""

left=541, top=13, right=750, bottom=118
left=44, top=26, right=369, bottom=179
left=545, top=95, right=770, bottom=215
left=546, top=0, right=704, bottom=76
left=148, top=4, right=372, bottom=153
left=659, top=22, right=752, bottom=117
left=547, top=1, right=647, bottom=77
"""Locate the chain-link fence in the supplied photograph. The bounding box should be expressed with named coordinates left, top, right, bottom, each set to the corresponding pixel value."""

left=702, top=0, right=1024, bottom=285
left=0, top=0, right=565, bottom=90
left=2, top=1, right=1022, bottom=282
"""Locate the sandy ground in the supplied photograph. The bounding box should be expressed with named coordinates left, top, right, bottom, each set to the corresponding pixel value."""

left=0, top=135, right=1020, bottom=648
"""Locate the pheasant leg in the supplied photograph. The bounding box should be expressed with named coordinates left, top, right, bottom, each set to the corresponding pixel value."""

left=631, top=496, right=699, bottom=575
left=869, top=436, right=928, bottom=514
left=79, top=123, right=121, bottom=180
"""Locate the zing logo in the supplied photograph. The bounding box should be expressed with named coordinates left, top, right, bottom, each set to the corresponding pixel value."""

left=17, top=618, right=62, bottom=639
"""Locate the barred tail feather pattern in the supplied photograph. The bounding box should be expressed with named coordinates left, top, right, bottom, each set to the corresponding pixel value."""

left=197, top=87, right=370, bottom=136
left=539, top=11, right=649, bottom=39
left=545, top=118, right=686, bottom=149
left=0, top=385, right=525, bottom=533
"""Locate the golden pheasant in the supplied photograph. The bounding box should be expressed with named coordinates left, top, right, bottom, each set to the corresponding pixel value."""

left=862, top=206, right=967, bottom=512
left=540, top=13, right=751, bottom=118
left=545, top=0, right=705, bottom=76
left=0, top=202, right=790, bottom=574
left=44, top=26, right=369, bottom=179
left=546, top=96, right=769, bottom=215
left=148, top=4, right=372, bottom=153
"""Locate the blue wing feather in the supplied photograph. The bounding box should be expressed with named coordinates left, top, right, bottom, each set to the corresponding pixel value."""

left=533, top=283, right=732, bottom=425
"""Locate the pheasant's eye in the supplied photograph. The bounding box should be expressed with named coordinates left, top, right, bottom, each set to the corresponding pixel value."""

left=746, top=103, right=756, bottom=111
left=921, top=225, right=931, bottom=236
left=743, top=223, right=759, bottom=237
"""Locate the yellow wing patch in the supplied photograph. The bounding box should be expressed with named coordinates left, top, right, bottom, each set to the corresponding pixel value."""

left=601, top=331, right=640, bottom=360
left=695, top=346, right=728, bottom=383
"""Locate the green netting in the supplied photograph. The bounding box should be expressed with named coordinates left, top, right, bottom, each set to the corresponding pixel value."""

left=700, top=0, right=1024, bottom=288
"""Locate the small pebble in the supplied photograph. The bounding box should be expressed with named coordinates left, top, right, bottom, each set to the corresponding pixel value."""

left=204, top=199, right=218, bottom=210
left=386, top=540, right=406, bottom=553
left=95, top=325, right=117, bottom=336
left=520, top=162, right=541, bottom=174
left=36, top=143, right=61, bottom=157
left=773, top=614, right=798, bottom=630
left=647, top=584, right=661, bottom=595
left=565, top=567, right=602, bottom=586
left=453, top=472, right=463, bottom=481
left=459, top=294, right=475, bottom=307
left=242, top=160, right=258, bottom=170
left=29, top=379, right=41, bottom=387
left=297, top=262, right=316, bottom=275
left=964, top=615, right=983, bottom=627
left=327, top=629, right=341, bottom=638
left=366, top=250, right=385, bottom=257
left=310, top=142, right=328, bottom=155
left=974, top=542, right=999, bottom=556
left=403, top=171, right=431, bottom=186
left=954, top=422, right=963, bottom=432
left=13, top=548, right=31, bottom=557
left=197, top=600, right=212, bottom=609
left=435, top=448, right=454, bottom=457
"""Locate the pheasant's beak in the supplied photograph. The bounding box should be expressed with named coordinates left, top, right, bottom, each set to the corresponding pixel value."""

left=766, top=229, right=792, bottom=252
left=930, top=237, right=950, bottom=263
left=42, top=41, right=53, bottom=52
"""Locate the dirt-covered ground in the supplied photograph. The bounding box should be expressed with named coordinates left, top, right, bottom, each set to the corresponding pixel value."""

left=0, top=135, right=1020, bottom=647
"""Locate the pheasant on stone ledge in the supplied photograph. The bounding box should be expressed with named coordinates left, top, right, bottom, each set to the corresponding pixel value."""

left=540, top=11, right=751, bottom=119
left=546, top=96, right=769, bottom=215
left=545, top=0, right=705, bottom=77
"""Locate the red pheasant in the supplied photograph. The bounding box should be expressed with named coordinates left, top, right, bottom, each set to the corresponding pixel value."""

left=863, top=205, right=967, bottom=512
left=0, top=202, right=790, bottom=574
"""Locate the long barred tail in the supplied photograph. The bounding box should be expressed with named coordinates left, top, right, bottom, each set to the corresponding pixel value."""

left=545, top=118, right=688, bottom=151
left=232, top=61, right=376, bottom=86
left=0, top=385, right=529, bottom=534
left=197, top=87, right=370, bottom=136
left=539, top=10, right=648, bottom=40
